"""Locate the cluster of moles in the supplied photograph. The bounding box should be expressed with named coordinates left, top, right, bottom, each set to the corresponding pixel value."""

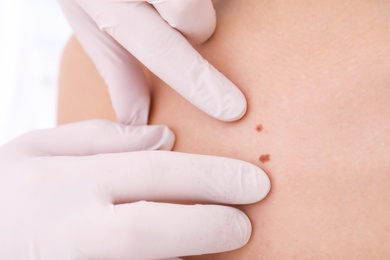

left=256, top=124, right=270, bottom=164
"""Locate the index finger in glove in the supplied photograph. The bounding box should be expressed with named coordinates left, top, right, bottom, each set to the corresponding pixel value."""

left=78, top=0, right=247, bottom=122
left=73, top=151, right=271, bottom=205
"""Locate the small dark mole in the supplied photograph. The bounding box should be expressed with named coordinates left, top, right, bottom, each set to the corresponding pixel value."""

left=259, top=154, right=271, bottom=164
left=256, top=124, right=263, bottom=132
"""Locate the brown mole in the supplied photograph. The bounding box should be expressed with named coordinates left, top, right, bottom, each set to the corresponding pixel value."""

left=259, top=154, right=271, bottom=164
left=256, top=124, right=263, bottom=132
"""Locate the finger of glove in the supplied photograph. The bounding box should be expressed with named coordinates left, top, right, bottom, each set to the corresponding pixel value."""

left=148, top=0, right=216, bottom=44
left=80, top=202, right=252, bottom=259
left=59, top=0, right=150, bottom=125
left=83, top=151, right=270, bottom=205
left=79, top=0, right=247, bottom=122
left=13, top=120, right=175, bottom=156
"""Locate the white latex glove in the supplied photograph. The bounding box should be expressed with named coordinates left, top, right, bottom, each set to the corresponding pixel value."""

left=58, top=0, right=247, bottom=125
left=0, top=120, right=271, bottom=259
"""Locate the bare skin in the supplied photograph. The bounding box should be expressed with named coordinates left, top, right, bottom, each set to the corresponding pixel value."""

left=58, top=0, right=390, bottom=258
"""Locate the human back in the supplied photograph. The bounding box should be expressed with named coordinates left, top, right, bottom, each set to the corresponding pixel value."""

left=58, top=0, right=390, bottom=258
left=149, top=0, right=390, bottom=258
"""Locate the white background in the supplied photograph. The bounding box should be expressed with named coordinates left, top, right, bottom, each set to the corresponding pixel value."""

left=0, top=0, right=71, bottom=145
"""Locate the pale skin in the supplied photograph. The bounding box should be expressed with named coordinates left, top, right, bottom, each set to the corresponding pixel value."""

left=58, top=0, right=390, bottom=258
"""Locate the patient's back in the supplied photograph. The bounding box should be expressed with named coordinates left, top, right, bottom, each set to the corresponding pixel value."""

left=58, top=0, right=390, bottom=258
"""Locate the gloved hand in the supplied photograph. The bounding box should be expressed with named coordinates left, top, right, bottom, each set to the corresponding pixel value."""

left=0, top=120, right=271, bottom=259
left=58, top=0, right=247, bottom=125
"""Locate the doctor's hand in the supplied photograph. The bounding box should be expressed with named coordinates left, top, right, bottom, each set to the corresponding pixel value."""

left=59, top=0, right=247, bottom=125
left=0, top=120, right=271, bottom=260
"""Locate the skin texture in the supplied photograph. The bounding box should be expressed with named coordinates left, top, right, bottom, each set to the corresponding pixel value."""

left=58, top=0, right=390, bottom=258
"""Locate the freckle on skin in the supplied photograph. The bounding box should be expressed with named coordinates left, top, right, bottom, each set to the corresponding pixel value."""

left=256, top=124, right=263, bottom=132
left=259, top=154, right=271, bottom=164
